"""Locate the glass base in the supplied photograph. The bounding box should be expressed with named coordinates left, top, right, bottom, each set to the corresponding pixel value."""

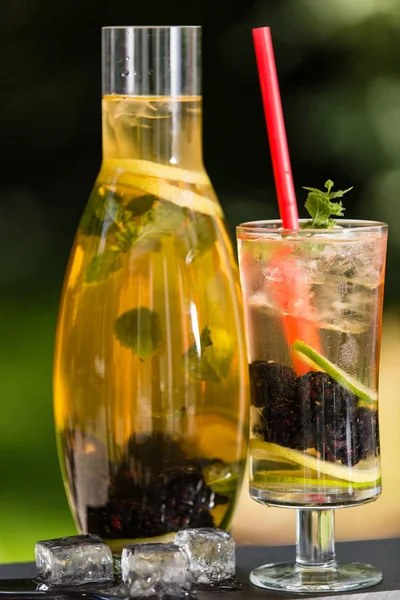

left=250, top=561, right=383, bottom=593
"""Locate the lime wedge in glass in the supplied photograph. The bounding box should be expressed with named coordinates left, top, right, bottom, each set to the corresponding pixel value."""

left=250, top=440, right=380, bottom=484
left=252, top=471, right=380, bottom=489
left=292, top=340, right=377, bottom=405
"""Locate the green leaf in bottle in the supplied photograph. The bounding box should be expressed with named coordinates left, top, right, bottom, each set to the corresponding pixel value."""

left=80, top=185, right=124, bottom=237
left=125, top=194, right=156, bottom=217
left=146, top=199, right=186, bottom=236
left=126, top=199, right=186, bottom=257
left=185, top=326, right=235, bottom=382
left=83, top=195, right=189, bottom=283
left=113, top=307, right=163, bottom=360
left=176, top=212, right=216, bottom=261
left=84, top=250, right=123, bottom=284
left=95, top=195, right=124, bottom=223
left=114, top=218, right=139, bottom=252
left=79, top=193, right=104, bottom=237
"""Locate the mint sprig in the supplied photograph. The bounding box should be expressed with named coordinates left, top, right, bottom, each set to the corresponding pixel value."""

left=301, top=179, right=353, bottom=229
left=84, top=197, right=185, bottom=284
left=82, top=188, right=218, bottom=284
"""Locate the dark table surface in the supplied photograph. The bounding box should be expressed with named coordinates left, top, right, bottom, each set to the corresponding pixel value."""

left=1, top=539, right=399, bottom=599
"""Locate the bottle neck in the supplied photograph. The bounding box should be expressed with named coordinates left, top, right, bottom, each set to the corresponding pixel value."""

left=101, top=27, right=204, bottom=171
left=101, top=94, right=204, bottom=170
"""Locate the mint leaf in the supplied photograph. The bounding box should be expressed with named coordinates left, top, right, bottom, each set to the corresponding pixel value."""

left=79, top=189, right=104, bottom=236
left=149, top=199, right=186, bottom=235
left=84, top=250, right=123, bottom=283
left=115, top=218, right=139, bottom=252
left=329, top=187, right=353, bottom=199
left=304, top=193, right=332, bottom=220
left=176, top=213, right=216, bottom=260
left=186, top=327, right=220, bottom=382
left=95, top=196, right=124, bottom=223
left=125, top=194, right=156, bottom=216
left=301, top=180, right=352, bottom=229
left=325, top=179, right=334, bottom=194
left=83, top=197, right=187, bottom=283
left=127, top=199, right=186, bottom=258
left=80, top=186, right=124, bottom=236
left=185, top=326, right=235, bottom=382
left=114, top=307, right=163, bottom=360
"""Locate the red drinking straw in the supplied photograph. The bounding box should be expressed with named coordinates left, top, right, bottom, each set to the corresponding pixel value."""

left=252, top=26, right=321, bottom=374
left=252, top=27, right=299, bottom=230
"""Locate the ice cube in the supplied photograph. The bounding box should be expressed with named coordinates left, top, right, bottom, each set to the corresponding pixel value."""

left=121, top=543, right=191, bottom=597
left=35, top=534, right=113, bottom=585
left=174, top=528, right=235, bottom=584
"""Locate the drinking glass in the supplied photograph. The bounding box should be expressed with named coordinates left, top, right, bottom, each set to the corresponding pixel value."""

left=53, top=26, right=249, bottom=554
left=237, top=219, right=387, bottom=593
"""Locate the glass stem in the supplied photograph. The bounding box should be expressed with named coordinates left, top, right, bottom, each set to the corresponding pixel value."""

left=296, top=509, right=337, bottom=569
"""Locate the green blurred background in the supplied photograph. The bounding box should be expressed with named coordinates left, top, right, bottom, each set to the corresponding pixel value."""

left=1, top=0, right=400, bottom=563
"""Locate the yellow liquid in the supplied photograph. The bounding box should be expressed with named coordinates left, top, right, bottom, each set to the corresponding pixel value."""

left=53, top=95, right=248, bottom=551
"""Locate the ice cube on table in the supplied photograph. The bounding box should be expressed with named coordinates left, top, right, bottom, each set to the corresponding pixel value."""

left=121, top=543, right=190, bottom=597
left=174, top=528, right=235, bottom=584
left=35, top=534, right=113, bottom=585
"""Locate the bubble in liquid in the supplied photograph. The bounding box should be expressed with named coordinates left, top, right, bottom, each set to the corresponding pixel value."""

left=121, top=70, right=129, bottom=78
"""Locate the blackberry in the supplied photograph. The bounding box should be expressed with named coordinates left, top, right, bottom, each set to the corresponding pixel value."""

left=94, top=464, right=221, bottom=538
left=68, top=432, right=229, bottom=539
left=249, top=361, right=314, bottom=450
left=249, top=363, right=379, bottom=466
left=294, top=423, right=317, bottom=451
left=260, top=388, right=307, bottom=449
left=158, top=467, right=217, bottom=531
left=316, top=423, right=348, bottom=464
left=249, top=361, right=296, bottom=408
left=87, top=500, right=160, bottom=539
left=126, top=433, right=189, bottom=470
left=354, top=406, right=379, bottom=460
left=296, top=371, right=371, bottom=464
left=297, top=371, right=356, bottom=427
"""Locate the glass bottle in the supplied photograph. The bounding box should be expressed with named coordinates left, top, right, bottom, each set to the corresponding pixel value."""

left=53, top=26, right=249, bottom=553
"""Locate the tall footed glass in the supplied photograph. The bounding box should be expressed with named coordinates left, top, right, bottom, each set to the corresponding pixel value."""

left=53, top=26, right=248, bottom=554
left=237, top=219, right=387, bottom=593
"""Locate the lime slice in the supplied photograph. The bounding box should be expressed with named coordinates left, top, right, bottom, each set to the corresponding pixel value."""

left=102, top=169, right=222, bottom=219
left=250, top=440, right=380, bottom=484
left=318, top=320, right=368, bottom=335
left=203, top=465, right=238, bottom=496
left=292, top=340, right=377, bottom=405
left=99, top=163, right=222, bottom=219
left=253, top=471, right=380, bottom=489
left=255, top=460, right=299, bottom=471
left=102, top=159, right=210, bottom=185
left=194, top=413, right=241, bottom=463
